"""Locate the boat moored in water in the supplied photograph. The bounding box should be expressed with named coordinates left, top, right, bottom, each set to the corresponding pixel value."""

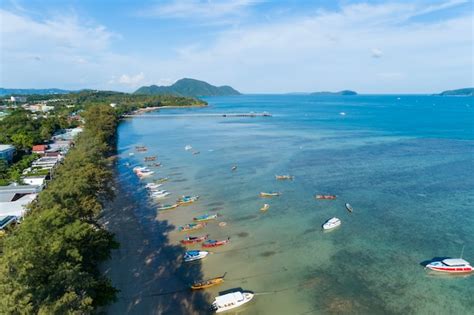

left=157, top=204, right=179, bottom=211
left=259, top=192, right=281, bottom=198
left=260, top=204, right=270, bottom=211
left=345, top=203, right=353, bottom=212
left=322, top=217, right=341, bottom=230
left=154, top=177, right=169, bottom=183
left=275, top=175, right=294, bottom=180
left=184, top=250, right=209, bottom=262
left=194, top=213, right=218, bottom=222
left=181, top=234, right=209, bottom=245
left=179, top=222, right=207, bottom=232
left=426, top=258, right=473, bottom=273
left=202, top=237, right=230, bottom=248
left=211, top=291, right=254, bottom=313
left=185, top=145, right=193, bottom=151
left=177, top=195, right=200, bottom=205
left=315, top=194, right=337, bottom=200
left=191, top=274, right=225, bottom=290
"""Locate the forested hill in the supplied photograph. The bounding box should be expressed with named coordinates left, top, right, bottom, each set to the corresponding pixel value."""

left=134, top=78, right=241, bottom=97
left=437, top=88, right=474, bottom=96
left=0, top=88, right=72, bottom=96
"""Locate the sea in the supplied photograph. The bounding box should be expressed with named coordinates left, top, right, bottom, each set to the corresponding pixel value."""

left=115, top=94, right=474, bottom=314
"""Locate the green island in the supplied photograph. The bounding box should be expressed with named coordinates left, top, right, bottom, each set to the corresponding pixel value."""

left=134, top=78, right=241, bottom=97
left=310, top=90, right=358, bottom=96
left=437, top=87, right=474, bottom=96
left=0, top=91, right=205, bottom=313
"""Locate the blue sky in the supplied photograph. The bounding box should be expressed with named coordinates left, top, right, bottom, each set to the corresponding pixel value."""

left=0, top=0, right=472, bottom=93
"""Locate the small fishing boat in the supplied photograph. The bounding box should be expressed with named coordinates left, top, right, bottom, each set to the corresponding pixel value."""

left=191, top=274, right=226, bottom=290
left=177, top=195, right=200, bottom=205
left=133, top=166, right=148, bottom=173
left=179, top=222, right=207, bottom=232
left=275, top=175, right=294, bottom=180
left=203, top=237, right=230, bottom=248
left=192, top=151, right=200, bottom=155
left=185, top=145, right=193, bottom=151
left=315, top=194, right=337, bottom=200
left=426, top=258, right=474, bottom=273
left=154, top=177, right=169, bottom=183
left=150, top=189, right=168, bottom=195
left=194, top=213, right=218, bottom=222
left=137, top=170, right=154, bottom=178
left=152, top=162, right=162, bottom=167
left=260, top=204, right=270, bottom=211
left=322, top=217, right=341, bottom=230
left=152, top=192, right=171, bottom=199
left=181, top=234, right=209, bottom=245
left=144, top=156, right=157, bottom=161
left=146, top=183, right=162, bottom=189
left=211, top=291, right=254, bottom=313
left=231, top=165, right=237, bottom=171
left=345, top=203, right=353, bottom=213
left=184, top=250, right=209, bottom=262
left=259, top=192, right=281, bottom=198
left=157, top=204, right=179, bottom=211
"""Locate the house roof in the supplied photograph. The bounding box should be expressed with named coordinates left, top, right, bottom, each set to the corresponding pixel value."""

left=32, top=144, right=47, bottom=151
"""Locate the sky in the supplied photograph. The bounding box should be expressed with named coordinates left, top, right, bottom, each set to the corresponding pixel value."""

left=0, top=0, right=472, bottom=93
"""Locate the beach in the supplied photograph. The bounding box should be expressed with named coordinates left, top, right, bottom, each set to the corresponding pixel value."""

left=104, top=94, right=474, bottom=314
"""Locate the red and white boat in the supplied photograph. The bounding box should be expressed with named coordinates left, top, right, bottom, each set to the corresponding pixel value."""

left=202, top=237, right=230, bottom=248
left=181, top=234, right=209, bottom=245
left=426, top=258, right=473, bottom=273
left=315, top=194, right=336, bottom=200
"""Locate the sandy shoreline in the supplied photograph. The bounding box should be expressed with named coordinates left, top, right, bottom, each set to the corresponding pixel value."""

left=100, top=171, right=211, bottom=314
left=132, top=104, right=207, bottom=115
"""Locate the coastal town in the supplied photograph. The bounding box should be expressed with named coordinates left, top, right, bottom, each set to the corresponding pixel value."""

left=0, top=95, right=84, bottom=233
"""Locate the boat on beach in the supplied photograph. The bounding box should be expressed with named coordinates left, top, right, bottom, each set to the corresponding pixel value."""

left=260, top=204, right=270, bottom=211
left=345, top=203, right=353, bottom=212
left=157, top=204, right=179, bottom=211
left=184, top=250, right=209, bottom=262
left=179, top=222, right=207, bottom=232
left=181, top=234, right=209, bottom=245
left=275, top=175, right=294, bottom=180
left=315, top=194, right=337, bottom=200
left=211, top=291, right=254, bottom=313
left=177, top=195, right=200, bottom=205
left=425, top=258, right=473, bottom=273
left=193, top=213, right=218, bottom=222
left=202, top=237, right=230, bottom=248
left=259, top=192, right=281, bottom=198
left=191, top=274, right=226, bottom=290
left=322, top=217, right=341, bottom=230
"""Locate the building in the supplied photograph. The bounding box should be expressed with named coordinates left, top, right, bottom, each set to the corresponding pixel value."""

left=0, top=185, right=41, bottom=217
left=110, top=103, right=117, bottom=108
left=10, top=96, right=27, bottom=102
left=22, top=175, right=48, bottom=186
left=0, top=144, right=15, bottom=163
left=32, top=144, right=48, bottom=155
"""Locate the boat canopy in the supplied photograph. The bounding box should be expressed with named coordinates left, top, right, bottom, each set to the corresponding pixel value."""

left=215, top=292, right=244, bottom=307
left=442, top=258, right=470, bottom=266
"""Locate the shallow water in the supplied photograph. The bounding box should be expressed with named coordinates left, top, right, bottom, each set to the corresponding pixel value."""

left=116, top=94, right=474, bottom=314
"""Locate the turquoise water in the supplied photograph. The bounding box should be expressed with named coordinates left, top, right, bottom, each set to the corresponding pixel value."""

left=116, top=95, right=474, bottom=314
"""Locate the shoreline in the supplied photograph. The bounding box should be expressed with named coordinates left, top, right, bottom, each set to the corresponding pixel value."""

left=132, top=104, right=207, bottom=115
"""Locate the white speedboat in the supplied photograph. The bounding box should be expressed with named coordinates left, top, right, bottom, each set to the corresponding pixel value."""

left=185, top=145, right=192, bottom=151
left=152, top=192, right=171, bottom=199
left=150, top=190, right=168, bottom=195
left=133, top=166, right=148, bottom=173
left=426, top=258, right=473, bottom=273
left=184, top=250, right=209, bottom=262
left=137, top=170, right=154, bottom=178
left=322, top=217, right=341, bottom=230
left=211, top=291, right=254, bottom=313
left=146, top=183, right=162, bottom=189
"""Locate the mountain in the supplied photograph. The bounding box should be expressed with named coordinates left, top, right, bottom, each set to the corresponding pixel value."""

left=310, top=90, right=357, bottom=96
left=0, top=88, right=72, bottom=96
left=437, top=88, right=474, bottom=96
left=134, top=78, right=241, bottom=97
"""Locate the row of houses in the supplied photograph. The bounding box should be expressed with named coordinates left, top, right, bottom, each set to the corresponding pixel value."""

left=0, top=127, right=82, bottom=232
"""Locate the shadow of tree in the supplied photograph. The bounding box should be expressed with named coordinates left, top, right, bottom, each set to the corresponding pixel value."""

left=100, top=164, right=212, bottom=314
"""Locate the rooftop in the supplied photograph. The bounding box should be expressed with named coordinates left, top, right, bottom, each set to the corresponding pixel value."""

left=0, top=144, right=15, bottom=151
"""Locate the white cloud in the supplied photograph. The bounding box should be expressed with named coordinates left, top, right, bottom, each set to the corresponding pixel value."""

left=371, top=48, right=383, bottom=58
left=116, top=72, right=146, bottom=87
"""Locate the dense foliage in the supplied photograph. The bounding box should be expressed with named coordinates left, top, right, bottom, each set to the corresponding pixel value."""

left=0, top=105, right=119, bottom=314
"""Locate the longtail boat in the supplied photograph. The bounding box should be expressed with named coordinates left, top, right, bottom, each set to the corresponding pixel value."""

left=202, top=237, right=230, bottom=248
left=177, top=195, right=199, bottom=205
left=193, top=213, right=218, bottom=222
left=275, top=175, right=294, bottom=180
left=181, top=234, right=209, bottom=245
left=259, top=192, right=281, bottom=198
left=157, top=204, right=179, bottom=211
left=191, top=273, right=226, bottom=290
left=315, top=194, right=337, bottom=200
left=154, top=177, right=169, bottom=183
left=260, top=204, right=270, bottom=211
left=179, top=222, right=207, bottom=232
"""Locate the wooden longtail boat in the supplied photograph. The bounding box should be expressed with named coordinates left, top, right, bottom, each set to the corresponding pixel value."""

left=181, top=234, right=209, bottom=245
left=157, top=204, right=179, bottom=211
left=202, top=237, right=230, bottom=248
left=259, top=192, right=281, bottom=198
left=315, top=194, right=337, bottom=200
left=260, top=204, right=270, bottom=211
left=179, top=222, right=207, bottom=232
left=193, top=213, right=218, bottom=222
left=275, top=175, right=294, bottom=180
left=191, top=273, right=226, bottom=290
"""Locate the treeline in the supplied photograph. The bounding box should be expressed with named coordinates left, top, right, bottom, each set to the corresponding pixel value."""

left=0, top=105, right=119, bottom=313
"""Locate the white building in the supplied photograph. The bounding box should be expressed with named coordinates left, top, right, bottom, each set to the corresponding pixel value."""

left=10, top=96, right=27, bottom=102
